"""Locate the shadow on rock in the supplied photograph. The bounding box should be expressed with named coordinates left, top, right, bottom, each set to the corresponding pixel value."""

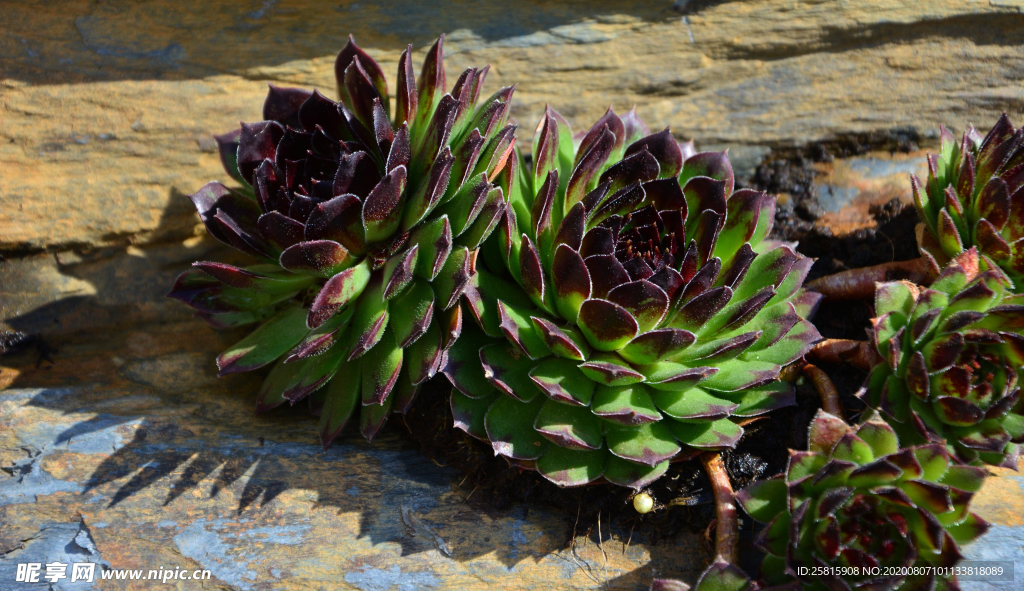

left=6, top=0, right=677, bottom=85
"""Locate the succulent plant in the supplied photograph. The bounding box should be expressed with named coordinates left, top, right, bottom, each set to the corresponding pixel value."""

left=651, top=561, right=798, bottom=591
left=169, top=35, right=517, bottom=446
left=442, top=106, right=822, bottom=488
left=859, top=247, right=1024, bottom=467
left=737, top=411, right=989, bottom=591
left=914, top=114, right=1024, bottom=290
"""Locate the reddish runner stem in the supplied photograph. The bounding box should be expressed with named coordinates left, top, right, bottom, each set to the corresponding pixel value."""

left=808, top=339, right=881, bottom=372
left=700, top=452, right=738, bottom=564
left=803, top=363, right=845, bottom=419
left=779, top=359, right=807, bottom=383
left=806, top=257, right=936, bottom=301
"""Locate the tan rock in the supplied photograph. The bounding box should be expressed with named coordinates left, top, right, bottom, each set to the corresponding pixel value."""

left=3, top=0, right=1024, bottom=252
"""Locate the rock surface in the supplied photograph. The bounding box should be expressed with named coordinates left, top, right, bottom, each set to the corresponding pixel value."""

left=3, top=1, right=1024, bottom=589
left=4, top=0, right=1024, bottom=253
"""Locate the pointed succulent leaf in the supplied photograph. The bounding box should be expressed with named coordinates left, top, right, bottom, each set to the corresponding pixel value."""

left=485, top=394, right=547, bottom=459
left=578, top=353, right=647, bottom=386
left=434, top=173, right=489, bottom=236
left=736, top=476, right=787, bottom=523
left=341, top=275, right=389, bottom=360
left=565, top=127, right=616, bottom=213
left=606, top=421, right=680, bottom=466
left=450, top=390, right=498, bottom=440
left=497, top=299, right=550, bottom=359
left=480, top=343, right=542, bottom=402
left=305, top=193, right=366, bottom=253
left=217, top=306, right=310, bottom=375
left=551, top=245, right=592, bottom=322
left=699, top=359, right=778, bottom=392
left=652, top=388, right=739, bottom=421
left=457, top=186, right=506, bottom=249
left=307, top=260, right=373, bottom=329
left=847, top=460, right=902, bottom=488
left=641, top=363, right=718, bottom=391
left=193, top=262, right=312, bottom=294
left=807, top=410, right=852, bottom=455
left=433, top=246, right=473, bottom=310
left=532, top=112, right=561, bottom=189
left=938, top=465, right=987, bottom=493
left=319, top=365, right=361, bottom=449
left=599, top=148, right=659, bottom=195
left=529, top=357, right=596, bottom=406
left=361, top=165, right=408, bottom=244
left=856, top=419, right=901, bottom=458
left=618, top=329, right=696, bottom=365
left=625, top=129, right=682, bottom=179
left=606, top=280, right=669, bottom=333
left=287, top=308, right=354, bottom=361
left=277, top=336, right=349, bottom=403
left=537, top=446, right=606, bottom=487
left=381, top=245, right=419, bottom=300
left=407, top=215, right=452, bottom=281
left=669, top=418, right=743, bottom=449
left=741, top=317, right=820, bottom=367
left=577, top=298, right=640, bottom=351
left=359, top=387, right=393, bottom=441
left=441, top=323, right=495, bottom=396
left=401, top=147, right=454, bottom=230
left=913, top=445, right=952, bottom=481
left=829, top=433, right=875, bottom=464
left=406, top=318, right=443, bottom=385
left=256, top=357, right=304, bottom=415
left=731, top=381, right=796, bottom=417
left=359, top=329, right=403, bottom=406
left=531, top=316, right=589, bottom=361
left=603, top=455, right=669, bottom=490
left=591, top=383, right=662, bottom=425
left=693, top=562, right=754, bottom=591
left=388, top=280, right=435, bottom=347
left=534, top=399, right=604, bottom=450
left=518, top=235, right=551, bottom=312
left=922, top=332, right=965, bottom=372
left=393, top=45, right=418, bottom=126
left=681, top=151, right=734, bottom=195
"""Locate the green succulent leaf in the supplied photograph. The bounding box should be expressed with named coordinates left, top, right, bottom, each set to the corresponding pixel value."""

left=534, top=399, right=604, bottom=450
left=668, top=418, right=743, bottom=449
left=692, top=561, right=752, bottom=591
left=603, top=455, right=669, bottom=490
left=319, top=363, right=361, bottom=449
left=736, top=476, right=787, bottom=523
left=485, top=394, right=547, bottom=460
left=529, top=357, right=597, bottom=406
left=217, top=306, right=310, bottom=375
left=480, top=342, right=543, bottom=402
left=451, top=390, right=499, bottom=440
left=537, top=445, right=607, bottom=487
left=606, top=421, right=680, bottom=466
left=591, top=383, right=662, bottom=425
left=652, top=388, right=738, bottom=421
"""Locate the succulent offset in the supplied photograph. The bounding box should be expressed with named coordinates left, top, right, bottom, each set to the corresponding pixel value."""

left=859, top=247, right=1024, bottom=467
left=169, top=35, right=517, bottom=446
left=914, top=114, right=1024, bottom=290
left=737, top=411, right=989, bottom=591
left=443, top=106, right=822, bottom=488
